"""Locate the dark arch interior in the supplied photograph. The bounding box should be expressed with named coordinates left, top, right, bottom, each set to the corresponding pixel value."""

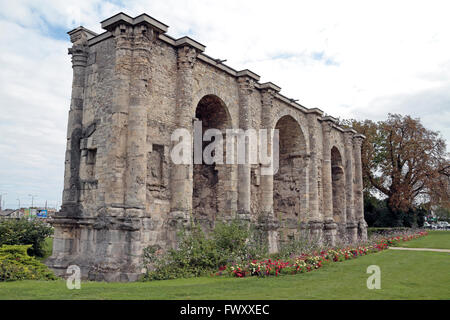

left=331, top=146, right=345, bottom=231
left=195, top=95, right=230, bottom=131
left=193, top=95, right=231, bottom=230
left=273, top=115, right=306, bottom=242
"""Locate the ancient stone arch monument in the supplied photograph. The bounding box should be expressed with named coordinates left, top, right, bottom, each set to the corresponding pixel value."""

left=46, top=12, right=368, bottom=281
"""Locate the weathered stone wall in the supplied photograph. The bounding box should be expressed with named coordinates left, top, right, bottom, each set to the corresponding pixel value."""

left=47, top=13, right=368, bottom=281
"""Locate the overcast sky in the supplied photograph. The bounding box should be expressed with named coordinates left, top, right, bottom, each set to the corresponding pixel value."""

left=0, top=0, right=449, bottom=209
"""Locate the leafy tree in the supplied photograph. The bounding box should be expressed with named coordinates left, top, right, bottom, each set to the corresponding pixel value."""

left=0, top=218, right=53, bottom=257
left=342, top=114, right=449, bottom=214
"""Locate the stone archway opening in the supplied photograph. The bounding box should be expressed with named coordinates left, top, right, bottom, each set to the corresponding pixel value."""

left=273, top=115, right=307, bottom=243
left=193, top=95, right=231, bottom=231
left=331, top=146, right=346, bottom=237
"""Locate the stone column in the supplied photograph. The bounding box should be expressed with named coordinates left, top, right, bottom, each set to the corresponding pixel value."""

left=47, top=27, right=91, bottom=277
left=306, top=111, right=323, bottom=240
left=353, top=134, right=367, bottom=241
left=236, top=75, right=254, bottom=220
left=259, top=85, right=279, bottom=253
left=61, top=29, right=89, bottom=216
left=169, top=45, right=198, bottom=231
left=344, top=130, right=358, bottom=243
left=105, top=23, right=133, bottom=212
left=124, top=24, right=153, bottom=217
left=321, top=118, right=337, bottom=246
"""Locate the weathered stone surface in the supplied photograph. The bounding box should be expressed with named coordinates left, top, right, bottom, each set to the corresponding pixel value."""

left=46, top=12, right=368, bottom=281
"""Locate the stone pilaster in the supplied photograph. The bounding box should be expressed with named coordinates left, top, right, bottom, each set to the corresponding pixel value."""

left=124, top=24, right=155, bottom=216
left=306, top=111, right=323, bottom=241
left=344, top=130, right=358, bottom=243
left=168, top=45, right=198, bottom=232
left=236, top=74, right=255, bottom=220
left=259, top=84, right=279, bottom=253
left=119, top=24, right=158, bottom=273
left=321, top=118, right=337, bottom=246
left=353, top=133, right=367, bottom=241
left=105, top=23, right=133, bottom=211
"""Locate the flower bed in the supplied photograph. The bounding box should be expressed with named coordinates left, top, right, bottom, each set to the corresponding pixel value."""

left=217, top=231, right=427, bottom=278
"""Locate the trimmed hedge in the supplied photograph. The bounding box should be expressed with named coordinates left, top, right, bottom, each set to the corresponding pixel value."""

left=0, top=245, right=57, bottom=281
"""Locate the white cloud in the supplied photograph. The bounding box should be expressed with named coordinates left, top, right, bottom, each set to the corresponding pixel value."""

left=0, top=0, right=449, bottom=208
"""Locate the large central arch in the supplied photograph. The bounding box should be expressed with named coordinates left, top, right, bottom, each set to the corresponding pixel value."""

left=273, top=115, right=307, bottom=242
left=193, top=94, right=232, bottom=231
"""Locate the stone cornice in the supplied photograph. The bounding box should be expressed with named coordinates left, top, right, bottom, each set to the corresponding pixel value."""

left=332, top=124, right=345, bottom=133
left=175, top=36, right=205, bottom=52
left=320, top=115, right=339, bottom=123
left=236, top=69, right=260, bottom=81
left=260, top=82, right=281, bottom=92
left=101, top=12, right=168, bottom=34
left=343, top=128, right=358, bottom=134
left=274, top=93, right=308, bottom=113
left=305, top=108, right=324, bottom=116
left=68, top=26, right=98, bottom=43
left=354, top=133, right=366, bottom=140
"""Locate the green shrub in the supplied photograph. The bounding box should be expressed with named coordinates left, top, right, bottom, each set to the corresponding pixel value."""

left=212, top=219, right=265, bottom=263
left=213, top=219, right=248, bottom=254
left=367, top=227, right=410, bottom=237
left=269, top=231, right=323, bottom=260
left=0, top=218, right=53, bottom=257
left=143, top=226, right=218, bottom=280
left=142, top=219, right=267, bottom=281
left=0, top=244, right=57, bottom=281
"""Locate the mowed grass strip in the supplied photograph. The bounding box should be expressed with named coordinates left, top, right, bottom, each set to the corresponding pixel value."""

left=393, top=230, right=450, bottom=249
left=0, top=249, right=448, bottom=300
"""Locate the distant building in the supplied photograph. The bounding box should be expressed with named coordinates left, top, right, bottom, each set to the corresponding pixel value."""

left=0, top=209, right=23, bottom=219
left=0, top=208, right=53, bottom=220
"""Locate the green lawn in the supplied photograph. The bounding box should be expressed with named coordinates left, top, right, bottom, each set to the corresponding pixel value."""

left=394, top=230, right=450, bottom=249
left=0, top=249, right=449, bottom=300
left=1, top=231, right=449, bottom=300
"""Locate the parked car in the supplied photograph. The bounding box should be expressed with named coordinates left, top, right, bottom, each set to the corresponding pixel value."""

left=437, top=221, right=449, bottom=229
